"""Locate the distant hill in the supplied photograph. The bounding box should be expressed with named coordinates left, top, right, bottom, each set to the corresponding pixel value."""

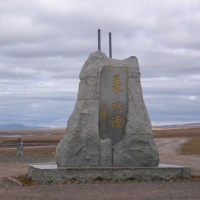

left=153, top=123, right=200, bottom=129
left=0, top=123, right=47, bottom=130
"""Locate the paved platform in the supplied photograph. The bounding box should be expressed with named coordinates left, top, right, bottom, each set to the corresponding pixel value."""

left=28, top=164, right=191, bottom=182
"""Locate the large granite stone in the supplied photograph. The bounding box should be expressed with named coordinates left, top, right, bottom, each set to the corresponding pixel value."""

left=56, top=100, right=100, bottom=167
left=100, top=139, right=112, bottom=167
left=56, top=51, right=159, bottom=167
left=113, top=135, right=159, bottom=167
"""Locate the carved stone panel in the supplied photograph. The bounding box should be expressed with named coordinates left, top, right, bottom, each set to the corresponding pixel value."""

left=99, top=66, right=128, bottom=145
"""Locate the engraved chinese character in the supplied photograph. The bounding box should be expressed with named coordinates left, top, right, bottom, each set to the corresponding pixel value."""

left=100, top=109, right=107, bottom=119
left=100, top=101, right=108, bottom=130
left=101, top=102, right=107, bottom=108
left=100, top=101, right=107, bottom=119
left=112, top=75, right=122, bottom=93
left=112, top=115, right=122, bottom=128
left=101, top=122, right=107, bottom=129
left=112, top=100, right=123, bottom=110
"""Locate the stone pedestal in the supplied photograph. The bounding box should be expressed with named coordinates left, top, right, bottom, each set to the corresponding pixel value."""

left=28, top=164, right=191, bottom=182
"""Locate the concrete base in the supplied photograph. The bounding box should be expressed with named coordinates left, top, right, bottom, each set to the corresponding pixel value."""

left=28, top=164, right=191, bottom=182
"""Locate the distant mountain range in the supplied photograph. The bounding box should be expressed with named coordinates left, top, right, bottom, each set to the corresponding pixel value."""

left=153, top=123, right=200, bottom=129
left=0, top=123, right=47, bottom=130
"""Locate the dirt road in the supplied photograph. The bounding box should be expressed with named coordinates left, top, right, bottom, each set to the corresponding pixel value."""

left=155, top=137, right=200, bottom=175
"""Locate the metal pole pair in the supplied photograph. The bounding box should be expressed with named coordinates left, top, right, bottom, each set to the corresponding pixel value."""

left=98, top=29, right=112, bottom=58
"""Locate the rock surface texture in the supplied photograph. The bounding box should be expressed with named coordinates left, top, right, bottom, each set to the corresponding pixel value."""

left=56, top=51, right=159, bottom=167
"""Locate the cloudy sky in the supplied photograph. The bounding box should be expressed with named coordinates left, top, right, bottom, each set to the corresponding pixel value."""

left=0, top=0, right=199, bottom=127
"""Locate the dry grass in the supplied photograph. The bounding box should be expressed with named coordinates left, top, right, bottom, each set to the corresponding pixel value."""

left=0, top=128, right=65, bottom=144
left=0, top=146, right=56, bottom=156
left=0, top=128, right=66, bottom=135
left=0, top=134, right=63, bottom=143
left=181, top=137, right=200, bottom=155
left=153, top=128, right=200, bottom=138
left=0, top=128, right=64, bottom=155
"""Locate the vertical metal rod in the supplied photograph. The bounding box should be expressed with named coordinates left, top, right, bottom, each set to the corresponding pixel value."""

left=98, top=29, right=101, bottom=51
left=109, top=32, right=112, bottom=58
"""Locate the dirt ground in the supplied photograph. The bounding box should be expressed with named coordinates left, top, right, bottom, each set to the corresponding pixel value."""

left=0, top=133, right=200, bottom=199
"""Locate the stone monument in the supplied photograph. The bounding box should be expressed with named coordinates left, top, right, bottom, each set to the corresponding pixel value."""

left=28, top=50, right=191, bottom=181
left=56, top=51, right=159, bottom=167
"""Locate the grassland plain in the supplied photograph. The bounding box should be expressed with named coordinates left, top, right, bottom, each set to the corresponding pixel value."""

left=0, top=127, right=200, bottom=156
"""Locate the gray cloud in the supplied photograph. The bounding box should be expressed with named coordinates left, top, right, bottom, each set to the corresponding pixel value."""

left=0, top=0, right=199, bottom=127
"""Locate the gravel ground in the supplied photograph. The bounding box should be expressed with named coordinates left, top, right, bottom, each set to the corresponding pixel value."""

left=0, top=155, right=54, bottom=163
left=0, top=178, right=200, bottom=200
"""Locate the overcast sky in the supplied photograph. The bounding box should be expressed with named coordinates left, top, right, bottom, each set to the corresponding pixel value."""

left=0, top=0, right=199, bottom=127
